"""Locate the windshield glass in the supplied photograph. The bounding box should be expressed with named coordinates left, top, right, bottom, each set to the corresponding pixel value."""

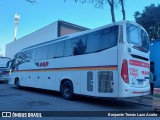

left=126, top=23, right=149, bottom=52
left=0, top=58, right=10, bottom=68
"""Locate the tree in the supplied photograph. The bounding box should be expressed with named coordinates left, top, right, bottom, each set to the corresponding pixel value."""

left=107, top=0, right=115, bottom=22
left=65, top=0, right=125, bottom=22
left=134, top=4, right=160, bottom=40
left=119, top=0, right=125, bottom=20
left=72, top=39, right=86, bottom=55
left=26, top=0, right=36, bottom=4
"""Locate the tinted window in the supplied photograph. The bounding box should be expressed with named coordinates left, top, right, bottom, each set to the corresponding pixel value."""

left=99, top=26, right=118, bottom=50
left=71, top=25, right=118, bottom=56
left=64, top=40, right=73, bottom=56
left=72, top=36, right=87, bottom=55
left=48, top=41, right=65, bottom=58
left=35, top=45, right=48, bottom=61
left=86, top=31, right=99, bottom=53
left=48, top=43, right=56, bottom=59
left=47, top=26, right=119, bottom=59
left=11, top=49, right=34, bottom=69
left=54, top=42, right=65, bottom=58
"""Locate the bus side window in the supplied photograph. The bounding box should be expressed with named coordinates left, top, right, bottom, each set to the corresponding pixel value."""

left=87, top=71, right=93, bottom=91
left=35, top=45, right=48, bottom=60
left=54, top=42, right=65, bottom=58
left=48, top=42, right=65, bottom=59
left=48, top=43, right=56, bottom=59
left=11, top=49, right=35, bottom=70
left=64, top=40, right=73, bottom=56
left=72, top=37, right=87, bottom=56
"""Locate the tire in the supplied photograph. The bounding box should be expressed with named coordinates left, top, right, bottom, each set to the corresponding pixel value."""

left=61, top=81, right=74, bottom=100
left=154, top=109, right=157, bottom=112
left=15, top=79, right=21, bottom=89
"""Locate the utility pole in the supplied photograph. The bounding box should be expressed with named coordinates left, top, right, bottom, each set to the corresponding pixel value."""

left=14, top=13, right=20, bottom=41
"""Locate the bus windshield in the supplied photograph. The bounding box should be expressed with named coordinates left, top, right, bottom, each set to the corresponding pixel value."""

left=126, top=23, right=149, bottom=53
left=0, top=57, right=11, bottom=68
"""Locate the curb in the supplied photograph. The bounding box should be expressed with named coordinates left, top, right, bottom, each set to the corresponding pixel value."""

left=119, top=96, right=153, bottom=107
left=142, top=96, right=153, bottom=100
left=120, top=100, right=152, bottom=107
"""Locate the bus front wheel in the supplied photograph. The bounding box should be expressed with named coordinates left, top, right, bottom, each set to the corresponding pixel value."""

left=15, top=78, right=21, bottom=89
left=61, top=81, right=74, bottom=100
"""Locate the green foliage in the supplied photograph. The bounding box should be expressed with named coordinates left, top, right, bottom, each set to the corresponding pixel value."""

left=134, top=4, right=160, bottom=40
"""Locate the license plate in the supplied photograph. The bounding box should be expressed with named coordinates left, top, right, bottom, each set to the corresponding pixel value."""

left=138, top=81, right=143, bottom=85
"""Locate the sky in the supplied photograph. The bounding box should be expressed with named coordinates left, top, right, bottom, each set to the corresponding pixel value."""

left=0, top=0, right=160, bottom=56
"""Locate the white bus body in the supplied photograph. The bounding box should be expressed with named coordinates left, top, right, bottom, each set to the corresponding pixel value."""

left=9, top=21, right=150, bottom=99
left=0, top=57, right=11, bottom=82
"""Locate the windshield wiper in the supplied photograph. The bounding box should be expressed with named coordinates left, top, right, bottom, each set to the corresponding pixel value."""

left=133, top=45, right=148, bottom=52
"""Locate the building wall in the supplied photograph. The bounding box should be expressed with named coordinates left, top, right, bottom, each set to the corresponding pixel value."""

left=5, top=20, right=89, bottom=59
left=59, top=22, right=88, bottom=37
left=60, top=26, right=83, bottom=36
left=150, top=41, right=160, bottom=87
left=6, top=22, right=58, bottom=58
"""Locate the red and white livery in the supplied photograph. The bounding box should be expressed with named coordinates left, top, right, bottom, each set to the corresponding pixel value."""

left=9, top=21, right=150, bottom=99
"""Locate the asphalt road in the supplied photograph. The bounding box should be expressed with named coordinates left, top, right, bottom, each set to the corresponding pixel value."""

left=0, top=83, right=159, bottom=120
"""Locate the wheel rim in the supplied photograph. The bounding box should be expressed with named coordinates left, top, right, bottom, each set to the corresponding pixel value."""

left=64, top=85, right=72, bottom=97
left=16, top=80, right=19, bottom=88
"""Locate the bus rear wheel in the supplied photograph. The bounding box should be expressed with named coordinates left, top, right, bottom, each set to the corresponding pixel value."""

left=61, top=81, right=74, bottom=100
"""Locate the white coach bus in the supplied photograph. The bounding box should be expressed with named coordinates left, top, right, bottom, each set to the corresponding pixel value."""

left=9, top=20, right=150, bottom=99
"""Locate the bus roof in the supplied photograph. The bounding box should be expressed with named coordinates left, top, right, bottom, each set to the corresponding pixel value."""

left=22, top=20, right=135, bottom=51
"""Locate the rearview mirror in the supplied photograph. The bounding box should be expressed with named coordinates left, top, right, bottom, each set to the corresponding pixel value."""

left=6, top=60, right=12, bottom=68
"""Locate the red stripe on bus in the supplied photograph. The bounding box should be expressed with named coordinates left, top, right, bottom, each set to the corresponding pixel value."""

left=129, top=60, right=149, bottom=68
left=133, top=91, right=149, bottom=94
left=13, top=65, right=118, bottom=72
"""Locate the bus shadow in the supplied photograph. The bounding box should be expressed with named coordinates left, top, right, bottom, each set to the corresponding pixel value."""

left=11, top=86, right=140, bottom=110
left=12, top=86, right=61, bottom=98
left=0, top=81, right=8, bottom=84
left=75, top=95, right=138, bottom=110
